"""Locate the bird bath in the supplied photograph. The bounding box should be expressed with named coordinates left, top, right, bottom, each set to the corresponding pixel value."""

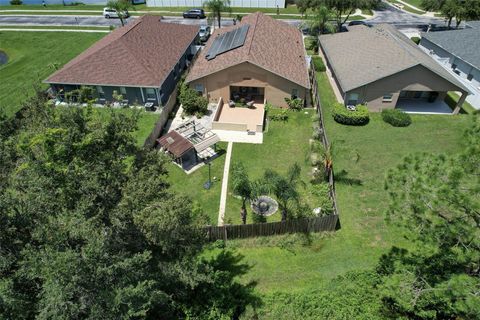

left=250, top=196, right=279, bottom=216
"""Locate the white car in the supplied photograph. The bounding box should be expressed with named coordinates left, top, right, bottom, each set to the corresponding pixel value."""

left=103, top=7, right=129, bottom=19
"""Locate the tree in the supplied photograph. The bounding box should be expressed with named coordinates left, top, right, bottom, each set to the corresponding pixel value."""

left=379, top=116, right=480, bottom=319
left=308, top=5, right=334, bottom=37
left=204, top=0, right=231, bottom=29
left=321, top=0, right=379, bottom=31
left=232, top=163, right=257, bottom=224
left=106, top=0, right=132, bottom=26
left=421, top=0, right=480, bottom=28
left=0, top=93, right=258, bottom=319
left=264, top=163, right=302, bottom=221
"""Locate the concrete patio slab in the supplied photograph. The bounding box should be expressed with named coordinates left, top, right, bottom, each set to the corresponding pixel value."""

left=212, top=129, right=263, bottom=144
left=397, top=99, right=453, bottom=114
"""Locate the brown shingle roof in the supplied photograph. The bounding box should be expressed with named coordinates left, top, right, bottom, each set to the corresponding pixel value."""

left=157, top=130, right=194, bottom=158
left=45, top=15, right=198, bottom=88
left=186, top=12, right=310, bottom=89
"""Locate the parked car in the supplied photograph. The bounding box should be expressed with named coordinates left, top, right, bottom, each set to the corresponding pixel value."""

left=103, top=7, right=130, bottom=19
left=348, top=20, right=372, bottom=27
left=183, top=8, right=206, bottom=19
left=199, top=25, right=211, bottom=42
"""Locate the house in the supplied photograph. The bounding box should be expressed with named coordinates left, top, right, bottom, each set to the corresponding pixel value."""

left=319, top=24, right=470, bottom=113
left=185, top=12, right=311, bottom=109
left=419, top=22, right=480, bottom=108
left=146, top=0, right=285, bottom=9
left=44, top=15, right=199, bottom=107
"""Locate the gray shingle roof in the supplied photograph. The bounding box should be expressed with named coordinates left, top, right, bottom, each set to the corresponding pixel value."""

left=319, top=24, right=469, bottom=93
left=421, top=25, right=480, bottom=70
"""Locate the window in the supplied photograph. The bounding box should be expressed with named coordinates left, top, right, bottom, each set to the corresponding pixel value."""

left=96, top=86, right=105, bottom=99
left=145, top=88, right=156, bottom=100
left=347, top=93, right=359, bottom=105
left=120, top=87, right=127, bottom=95
left=195, top=84, right=204, bottom=93
left=382, top=94, right=393, bottom=102
left=291, top=89, right=298, bottom=98
left=467, top=74, right=474, bottom=81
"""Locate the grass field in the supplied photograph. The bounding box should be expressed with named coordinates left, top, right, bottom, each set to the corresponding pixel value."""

left=225, top=109, right=319, bottom=225
left=166, top=142, right=228, bottom=224
left=229, top=71, right=472, bottom=294
left=0, top=31, right=104, bottom=116
left=387, top=0, right=425, bottom=14
left=0, top=25, right=110, bottom=30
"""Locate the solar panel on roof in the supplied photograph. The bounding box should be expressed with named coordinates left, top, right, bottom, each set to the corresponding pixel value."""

left=205, top=24, right=250, bottom=60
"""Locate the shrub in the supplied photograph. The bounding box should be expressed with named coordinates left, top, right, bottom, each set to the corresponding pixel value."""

left=381, top=109, right=412, bottom=127
left=269, top=110, right=288, bottom=121
left=285, top=97, right=303, bottom=111
left=305, top=36, right=319, bottom=52
left=310, top=183, right=333, bottom=215
left=332, top=103, right=369, bottom=126
left=312, top=56, right=326, bottom=72
left=179, top=83, right=208, bottom=116
left=411, top=36, right=420, bottom=45
left=10, top=0, right=22, bottom=4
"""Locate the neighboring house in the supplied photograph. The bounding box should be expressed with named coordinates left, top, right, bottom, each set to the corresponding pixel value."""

left=186, top=12, right=311, bottom=109
left=146, top=0, right=285, bottom=8
left=319, top=24, right=470, bottom=113
left=419, top=22, right=480, bottom=108
left=45, top=15, right=199, bottom=106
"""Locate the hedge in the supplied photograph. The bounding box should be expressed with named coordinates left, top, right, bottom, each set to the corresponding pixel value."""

left=312, top=56, right=326, bottom=72
left=381, top=109, right=412, bottom=127
left=332, top=103, right=369, bottom=126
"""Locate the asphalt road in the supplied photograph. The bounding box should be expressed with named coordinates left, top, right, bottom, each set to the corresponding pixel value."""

left=0, top=15, right=287, bottom=27
left=0, top=3, right=445, bottom=29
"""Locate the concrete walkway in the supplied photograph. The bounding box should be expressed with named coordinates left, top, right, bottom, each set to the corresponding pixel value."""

left=218, top=141, right=233, bottom=226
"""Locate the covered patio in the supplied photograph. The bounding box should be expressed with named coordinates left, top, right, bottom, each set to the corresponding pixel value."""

left=396, top=98, right=453, bottom=115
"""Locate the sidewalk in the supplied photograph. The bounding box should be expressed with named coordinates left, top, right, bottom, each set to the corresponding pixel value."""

left=218, top=141, right=233, bottom=226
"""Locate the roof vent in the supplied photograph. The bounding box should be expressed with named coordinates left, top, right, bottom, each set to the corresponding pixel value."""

left=166, top=137, right=175, bottom=144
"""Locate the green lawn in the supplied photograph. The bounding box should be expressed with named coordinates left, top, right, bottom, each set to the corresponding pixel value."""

left=0, top=25, right=110, bottom=30
left=387, top=0, right=425, bottom=13
left=228, top=71, right=472, bottom=294
left=166, top=142, right=228, bottom=224
left=225, top=109, right=319, bottom=225
left=0, top=31, right=104, bottom=116
left=402, top=0, right=424, bottom=8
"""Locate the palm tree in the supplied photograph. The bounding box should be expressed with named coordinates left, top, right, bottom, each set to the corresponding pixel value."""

left=106, top=0, right=132, bottom=27
left=308, top=6, right=334, bottom=51
left=231, top=163, right=253, bottom=224
left=311, top=141, right=335, bottom=181
left=204, top=0, right=231, bottom=29
left=264, top=163, right=302, bottom=221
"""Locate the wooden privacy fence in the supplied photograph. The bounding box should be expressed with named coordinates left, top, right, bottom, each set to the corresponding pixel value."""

left=204, top=214, right=339, bottom=241
left=143, top=84, right=179, bottom=148
left=309, top=60, right=340, bottom=218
